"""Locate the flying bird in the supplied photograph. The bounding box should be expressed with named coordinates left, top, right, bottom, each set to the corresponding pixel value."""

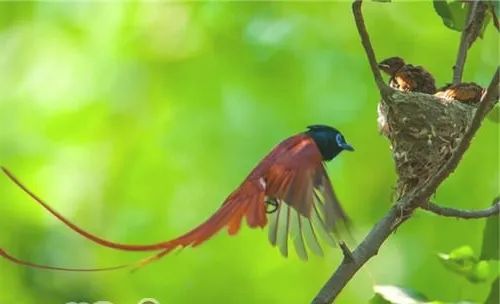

left=435, top=82, right=485, bottom=105
left=1, top=125, right=354, bottom=272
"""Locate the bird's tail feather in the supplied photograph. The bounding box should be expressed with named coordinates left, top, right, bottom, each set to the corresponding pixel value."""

left=1, top=167, right=171, bottom=251
left=0, top=248, right=130, bottom=272
left=1, top=167, right=267, bottom=271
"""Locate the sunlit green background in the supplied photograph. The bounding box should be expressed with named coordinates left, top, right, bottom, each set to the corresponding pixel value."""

left=0, top=1, right=498, bottom=304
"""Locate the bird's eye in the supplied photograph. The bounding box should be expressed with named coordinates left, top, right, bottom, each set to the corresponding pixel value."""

left=335, top=133, right=344, bottom=146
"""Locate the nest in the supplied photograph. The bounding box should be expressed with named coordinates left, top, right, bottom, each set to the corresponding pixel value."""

left=378, top=91, right=476, bottom=198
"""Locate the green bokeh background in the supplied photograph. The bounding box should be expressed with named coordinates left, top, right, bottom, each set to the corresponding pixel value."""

left=0, top=1, right=498, bottom=304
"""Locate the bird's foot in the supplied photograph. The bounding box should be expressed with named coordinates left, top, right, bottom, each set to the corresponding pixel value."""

left=265, top=198, right=279, bottom=214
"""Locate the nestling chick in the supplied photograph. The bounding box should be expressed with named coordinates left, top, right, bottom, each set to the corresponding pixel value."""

left=378, top=56, right=437, bottom=94
left=377, top=56, right=438, bottom=136
left=435, top=82, right=485, bottom=105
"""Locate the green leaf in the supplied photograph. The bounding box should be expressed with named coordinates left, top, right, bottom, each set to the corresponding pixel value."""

left=433, top=0, right=455, bottom=29
left=449, top=245, right=476, bottom=259
left=372, top=285, right=429, bottom=304
left=373, top=0, right=391, bottom=2
left=433, top=0, right=469, bottom=32
left=439, top=245, right=494, bottom=284
left=445, top=302, right=482, bottom=304
left=485, top=276, right=499, bottom=304
left=467, top=260, right=490, bottom=283
left=438, top=246, right=477, bottom=276
left=480, top=198, right=500, bottom=260
left=370, top=294, right=392, bottom=304
left=440, top=302, right=480, bottom=304
left=447, top=1, right=468, bottom=31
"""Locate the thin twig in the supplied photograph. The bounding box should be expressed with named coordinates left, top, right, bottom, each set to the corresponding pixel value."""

left=311, top=205, right=407, bottom=304
left=339, top=241, right=355, bottom=263
left=453, top=1, right=479, bottom=84
left=464, top=1, right=489, bottom=49
left=490, top=0, right=500, bottom=31
left=423, top=198, right=500, bottom=219
left=352, top=0, right=393, bottom=100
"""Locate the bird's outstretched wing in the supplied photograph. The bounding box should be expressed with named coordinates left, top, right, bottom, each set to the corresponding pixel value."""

left=263, top=137, right=351, bottom=260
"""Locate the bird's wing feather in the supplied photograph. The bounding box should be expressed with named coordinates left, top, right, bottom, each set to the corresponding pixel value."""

left=264, top=137, right=350, bottom=259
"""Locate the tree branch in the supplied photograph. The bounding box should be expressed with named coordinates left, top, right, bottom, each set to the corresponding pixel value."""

left=423, top=197, right=500, bottom=219
left=338, top=241, right=355, bottom=263
left=351, top=0, right=393, bottom=100
left=311, top=2, right=499, bottom=303
left=453, top=1, right=479, bottom=84
left=490, top=0, right=500, bottom=31
left=311, top=205, right=408, bottom=304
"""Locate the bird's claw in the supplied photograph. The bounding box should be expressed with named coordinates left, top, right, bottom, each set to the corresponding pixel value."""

left=265, top=198, right=279, bottom=214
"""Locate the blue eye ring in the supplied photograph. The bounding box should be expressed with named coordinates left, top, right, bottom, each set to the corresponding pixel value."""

left=336, top=133, right=354, bottom=151
left=335, top=133, right=343, bottom=146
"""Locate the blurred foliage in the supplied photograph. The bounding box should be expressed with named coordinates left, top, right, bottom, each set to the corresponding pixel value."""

left=438, top=246, right=492, bottom=284
left=0, top=1, right=498, bottom=304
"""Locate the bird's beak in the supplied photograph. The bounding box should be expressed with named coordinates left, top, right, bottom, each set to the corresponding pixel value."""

left=378, top=63, right=389, bottom=69
left=341, top=143, right=354, bottom=152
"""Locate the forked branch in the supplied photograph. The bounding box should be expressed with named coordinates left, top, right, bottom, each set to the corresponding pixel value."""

left=311, top=1, right=499, bottom=303
left=351, top=0, right=393, bottom=100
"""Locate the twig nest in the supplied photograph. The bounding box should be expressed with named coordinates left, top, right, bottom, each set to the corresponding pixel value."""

left=378, top=90, right=476, bottom=197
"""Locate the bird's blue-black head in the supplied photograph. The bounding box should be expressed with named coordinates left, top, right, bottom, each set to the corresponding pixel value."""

left=306, top=125, right=354, bottom=161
